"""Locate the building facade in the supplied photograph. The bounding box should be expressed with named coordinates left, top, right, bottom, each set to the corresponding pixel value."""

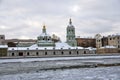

left=76, top=37, right=96, bottom=48
left=95, top=34, right=120, bottom=49
left=0, top=35, right=5, bottom=45
left=95, top=34, right=103, bottom=48
left=66, top=19, right=77, bottom=47
left=108, top=35, right=120, bottom=48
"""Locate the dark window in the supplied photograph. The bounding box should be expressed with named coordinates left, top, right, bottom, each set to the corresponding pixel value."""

left=61, top=51, right=64, bottom=55
left=69, top=51, right=71, bottom=55
left=27, top=52, right=29, bottom=56
left=118, top=37, right=119, bottom=39
left=36, top=52, right=39, bottom=56
left=1, top=37, right=3, bottom=39
left=19, top=52, right=23, bottom=56
left=45, top=52, right=47, bottom=55
left=53, top=52, right=55, bottom=55
left=12, top=53, right=14, bottom=56
left=110, top=38, right=112, bottom=40
left=77, top=51, right=79, bottom=54
left=84, top=51, right=86, bottom=54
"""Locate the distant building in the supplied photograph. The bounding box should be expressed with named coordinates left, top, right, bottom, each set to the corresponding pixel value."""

left=95, top=34, right=103, bottom=48
left=0, top=45, right=8, bottom=57
left=108, top=34, right=120, bottom=48
left=52, top=34, right=60, bottom=43
left=66, top=19, right=77, bottom=46
left=5, top=39, right=37, bottom=47
left=76, top=37, right=96, bottom=48
left=0, top=35, right=5, bottom=45
left=95, top=34, right=120, bottom=53
left=95, top=34, right=120, bottom=49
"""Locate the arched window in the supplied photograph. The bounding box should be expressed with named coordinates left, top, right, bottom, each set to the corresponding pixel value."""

left=61, top=51, right=64, bottom=55
left=27, top=52, right=29, bottom=56
left=12, top=53, right=14, bottom=56
left=36, top=52, right=39, bottom=56
left=84, top=51, right=86, bottom=54
left=53, top=52, right=56, bottom=55
left=69, top=51, right=71, bottom=55
left=45, top=52, right=47, bottom=55
left=77, top=51, right=79, bottom=54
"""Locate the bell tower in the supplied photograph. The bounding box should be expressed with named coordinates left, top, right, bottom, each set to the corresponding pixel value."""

left=66, top=19, right=77, bottom=46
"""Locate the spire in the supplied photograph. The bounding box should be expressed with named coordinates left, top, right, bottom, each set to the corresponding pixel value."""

left=42, top=24, right=46, bottom=33
left=69, top=18, right=72, bottom=24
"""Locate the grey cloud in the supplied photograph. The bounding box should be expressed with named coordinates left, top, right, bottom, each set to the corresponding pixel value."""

left=0, top=0, right=120, bottom=41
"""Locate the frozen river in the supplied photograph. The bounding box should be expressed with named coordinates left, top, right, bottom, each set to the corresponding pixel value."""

left=0, top=55, right=120, bottom=80
left=0, top=66, right=120, bottom=80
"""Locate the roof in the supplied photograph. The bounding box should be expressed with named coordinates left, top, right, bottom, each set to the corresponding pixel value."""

left=100, top=46, right=116, bottom=49
left=8, top=42, right=84, bottom=51
left=0, top=45, right=8, bottom=48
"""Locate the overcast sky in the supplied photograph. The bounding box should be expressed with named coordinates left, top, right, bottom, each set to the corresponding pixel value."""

left=0, top=0, right=120, bottom=41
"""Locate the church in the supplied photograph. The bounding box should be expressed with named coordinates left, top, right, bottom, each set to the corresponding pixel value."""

left=7, top=19, right=94, bottom=57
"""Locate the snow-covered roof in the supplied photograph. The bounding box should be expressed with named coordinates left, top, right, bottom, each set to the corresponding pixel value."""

left=100, top=46, right=116, bottom=49
left=85, top=47, right=96, bottom=50
left=0, top=45, right=8, bottom=48
left=8, top=42, right=85, bottom=51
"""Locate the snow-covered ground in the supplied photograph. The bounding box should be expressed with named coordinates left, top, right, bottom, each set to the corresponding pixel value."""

left=0, top=66, right=120, bottom=80
left=0, top=55, right=120, bottom=80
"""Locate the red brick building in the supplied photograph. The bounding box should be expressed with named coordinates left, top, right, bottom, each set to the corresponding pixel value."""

left=76, top=38, right=96, bottom=48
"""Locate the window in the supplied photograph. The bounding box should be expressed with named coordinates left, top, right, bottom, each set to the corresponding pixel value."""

left=118, top=37, right=119, bottom=39
left=27, top=52, right=29, bottom=56
left=61, top=51, right=64, bottom=55
left=12, top=53, right=14, bottom=56
left=77, top=51, right=79, bottom=54
left=110, top=38, right=112, bottom=40
left=36, top=52, right=39, bottom=56
left=84, top=51, right=86, bottom=54
left=45, top=52, right=47, bottom=55
left=1, top=37, right=3, bottom=39
left=69, top=51, right=71, bottom=55
left=53, top=52, right=56, bottom=55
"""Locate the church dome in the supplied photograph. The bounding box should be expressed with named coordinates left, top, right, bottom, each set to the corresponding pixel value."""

left=37, top=25, right=55, bottom=47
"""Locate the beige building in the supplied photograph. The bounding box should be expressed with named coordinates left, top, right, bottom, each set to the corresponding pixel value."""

left=95, top=34, right=120, bottom=49
left=95, top=34, right=120, bottom=53
left=95, top=34, right=103, bottom=48
left=108, top=34, right=120, bottom=48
